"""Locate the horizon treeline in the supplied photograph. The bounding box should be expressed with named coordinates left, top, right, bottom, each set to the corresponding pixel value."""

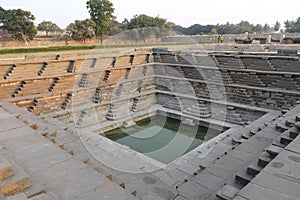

left=1, top=0, right=300, bottom=43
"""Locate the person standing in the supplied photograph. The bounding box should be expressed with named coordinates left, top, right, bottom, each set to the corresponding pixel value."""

left=217, top=35, right=221, bottom=44
left=220, top=35, right=224, bottom=43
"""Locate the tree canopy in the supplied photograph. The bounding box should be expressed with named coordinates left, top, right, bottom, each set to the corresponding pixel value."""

left=123, top=14, right=170, bottom=30
left=169, top=21, right=279, bottom=35
left=37, top=21, right=62, bottom=36
left=285, top=17, right=300, bottom=33
left=66, top=19, right=96, bottom=43
left=274, top=21, right=281, bottom=32
left=0, top=7, right=37, bottom=42
left=86, top=0, right=115, bottom=44
left=0, top=6, right=5, bottom=26
left=120, top=14, right=171, bottom=42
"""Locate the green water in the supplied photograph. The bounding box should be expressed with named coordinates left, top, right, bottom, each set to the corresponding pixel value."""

left=105, top=115, right=223, bottom=164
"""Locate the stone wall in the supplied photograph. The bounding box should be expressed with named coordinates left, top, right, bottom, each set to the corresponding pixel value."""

left=161, top=33, right=300, bottom=43
left=1, top=47, right=300, bottom=128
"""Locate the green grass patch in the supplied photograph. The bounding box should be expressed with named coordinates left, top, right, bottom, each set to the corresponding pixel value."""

left=0, top=45, right=97, bottom=55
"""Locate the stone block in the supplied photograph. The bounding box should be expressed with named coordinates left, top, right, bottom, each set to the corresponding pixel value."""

left=285, top=141, right=300, bottom=154
left=214, top=155, right=245, bottom=172
left=265, top=145, right=283, bottom=158
left=23, top=174, right=45, bottom=198
left=257, top=152, right=272, bottom=167
left=177, top=181, right=212, bottom=200
left=216, top=184, right=240, bottom=200
left=0, top=154, right=13, bottom=181
left=0, top=117, right=25, bottom=133
left=246, top=164, right=262, bottom=176
left=29, top=193, right=55, bottom=200
left=5, top=193, right=28, bottom=200
left=251, top=171, right=300, bottom=199
left=206, top=164, right=234, bottom=181
left=233, top=195, right=248, bottom=200
left=239, top=183, right=294, bottom=200
left=235, top=170, right=253, bottom=186
left=73, top=181, right=135, bottom=200
left=192, top=171, right=226, bottom=191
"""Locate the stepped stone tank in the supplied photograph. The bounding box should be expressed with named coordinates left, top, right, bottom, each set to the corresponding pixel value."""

left=0, top=44, right=300, bottom=199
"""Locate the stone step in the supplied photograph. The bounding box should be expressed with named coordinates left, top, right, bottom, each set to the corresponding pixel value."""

left=257, top=152, right=272, bottom=168
left=275, top=124, right=289, bottom=132
left=289, top=130, right=299, bottom=139
left=280, top=135, right=293, bottom=146
left=272, top=139, right=287, bottom=148
left=265, top=145, right=283, bottom=159
left=5, top=193, right=28, bottom=200
left=23, top=174, right=45, bottom=198
left=29, top=192, right=59, bottom=200
left=216, top=184, right=240, bottom=200
left=246, top=164, right=263, bottom=176
left=0, top=161, right=31, bottom=196
left=0, top=154, right=14, bottom=181
left=235, top=170, right=253, bottom=186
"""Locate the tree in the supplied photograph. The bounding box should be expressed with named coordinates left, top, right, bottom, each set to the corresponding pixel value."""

left=0, top=6, right=4, bottom=26
left=153, top=27, right=171, bottom=42
left=66, top=19, right=96, bottom=43
left=0, top=8, right=37, bottom=43
left=210, top=28, right=218, bottom=35
left=233, top=21, right=252, bottom=34
left=124, top=14, right=170, bottom=42
left=109, top=20, right=122, bottom=36
left=252, top=24, right=263, bottom=33
left=285, top=17, right=300, bottom=33
left=263, top=23, right=271, bottom=33
left=184, top=24, right=214, bottom=35
left=284, top=20, right=294, bottom=32
left=120, top=18, right=130, bottom=31
left=37, top=21, right=62, bottom=36
left=86, top=0, right=115, bottom=44
left=126, top=14, right=170, bottom=30
left=122, top=29, right=140, bottom=43
left=167, top=22, right=185, bottom=34
left=273, top=21, right=281, bottom=32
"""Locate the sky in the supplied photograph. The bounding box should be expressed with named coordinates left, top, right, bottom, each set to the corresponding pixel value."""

left=0, top=0, right=300, bottom=29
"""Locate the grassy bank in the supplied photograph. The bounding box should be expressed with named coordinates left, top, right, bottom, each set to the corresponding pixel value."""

left=0, top=42, right=215, bottom=55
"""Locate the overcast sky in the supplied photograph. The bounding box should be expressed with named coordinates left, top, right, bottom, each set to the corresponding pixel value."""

left=1, top=0, right=299, bottom=29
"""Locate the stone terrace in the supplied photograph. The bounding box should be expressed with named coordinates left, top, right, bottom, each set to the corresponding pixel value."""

left=0, top=45, right=299, bottom=199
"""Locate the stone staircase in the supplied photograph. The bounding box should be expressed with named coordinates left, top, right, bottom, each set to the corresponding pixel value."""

left=37, top=62, right=48, bottom=76
left=115, top=84, right=124, bottom=96
left=4, top=65, right=16, bottom=80
left=66, top=61, right=76, bottom=73
left=124, top=68, right=131, bottom=79
left=78, top=74, right=88, bottom=88
left=27, top=99, right=38, bottom=113
left=61, top=94, right=72, bottom=110
left=103, top=70, right=111, bottom=82
left=92, top=88, right=102, bottom=104
left=183, top=101, right=211, bottom=119
left=11, top=81, right=26, bottom=98
left=142, top=66, right=148, bottom=76
left=130, top=98, right=139, bottom=112
left=235, top=88, right=255, bottom=106
left=48, top=78, right=59, bottom=92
